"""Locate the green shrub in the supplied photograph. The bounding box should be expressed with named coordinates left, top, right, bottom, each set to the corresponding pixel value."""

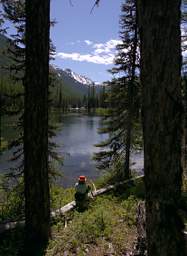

left=50, top=185, right=75, bottom=210
left=0, top=137, right=8, bottom=151
left=0, top=178, right=24, bottom=222
left=95, top=108, right=109, bottom=116
left=71, top=205, right=114, bottom=243
left=121, top=195, right=138, bottom=226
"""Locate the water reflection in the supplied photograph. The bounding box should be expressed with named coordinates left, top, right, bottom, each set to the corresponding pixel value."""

left=0, top=111, right=143, bottom=187
left=52, top=113, right=106, bottom=187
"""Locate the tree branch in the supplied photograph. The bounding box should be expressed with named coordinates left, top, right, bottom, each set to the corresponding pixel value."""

left=90, top=0, right=100, bottom=14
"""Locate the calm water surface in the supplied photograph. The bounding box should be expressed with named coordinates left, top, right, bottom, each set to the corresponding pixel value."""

left=0, top=111, right=143, bottom=187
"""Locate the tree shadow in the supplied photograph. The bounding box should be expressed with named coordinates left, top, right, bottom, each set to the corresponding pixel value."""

left=21, top=240, right=49, bottom=256
left=106, top=176, right=145, bottom=201
left=0, top=227, right=49, bottom=256
left=0, top=227, right=24, bottom=256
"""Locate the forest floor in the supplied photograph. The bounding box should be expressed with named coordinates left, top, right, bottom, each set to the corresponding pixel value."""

left=0, top=176, right=145, bottom=256
left=46, top=177, right=145, bottom=256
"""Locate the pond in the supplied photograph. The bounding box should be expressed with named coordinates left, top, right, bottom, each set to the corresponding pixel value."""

left=0, top=110, right=143, bottom=187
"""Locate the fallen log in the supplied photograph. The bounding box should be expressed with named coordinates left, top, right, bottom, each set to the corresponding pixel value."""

left=92, top=175, right=144, bottom=197
left=51, top=174, right=144, bottom=218
left=51, top=201, right=76, bottom=218
left=0, top=175, right=144, bottom=234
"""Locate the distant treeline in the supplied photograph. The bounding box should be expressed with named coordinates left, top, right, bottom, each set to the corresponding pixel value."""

left=0, top=74, right=108, bottom=114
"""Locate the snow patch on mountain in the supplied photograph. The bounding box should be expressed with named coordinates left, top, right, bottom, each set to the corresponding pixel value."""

left=64, top=68, right=94, bottom=86
left=52, top=64, right=102, bottom=87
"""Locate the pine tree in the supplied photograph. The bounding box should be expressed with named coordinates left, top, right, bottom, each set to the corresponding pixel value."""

left=182, top=0, right=187, bottom=175
left=1, top=0, right=25, bottom=81
left=94, top=0, right=140, bottom=179
left=137, top=0, right=186, bottom=255
left=0, top=0, right=25, bottom=178
left=0, top=9, right=6, bottom=34
left=1, top=0, right=59, bottom=178
left=24, top=0, right=51, bottom=250
left=182, top=76, right=187, bottom=175
left=114, top=0, right=139, bottom=178
left=99, top=85, right=107, bottom=108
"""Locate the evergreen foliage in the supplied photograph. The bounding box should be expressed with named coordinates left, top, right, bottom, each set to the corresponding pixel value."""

left=94, top=0, right=141, bottom=178
left=0, top=0, right=25, bottom=177
left=0, top=1, right=63, bottom=176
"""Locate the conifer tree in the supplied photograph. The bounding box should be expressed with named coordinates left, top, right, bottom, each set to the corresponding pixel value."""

left=1, top=0, right=25, bottom=81
left=0, top=9, right=6, bottom=34
left=114, top=0, right=139, bottom=178
left=1, top=0, right=59, bottom=176
left=1, top=0, right=52, bottom=249
left=182, top=0, right=187, bottom=175
left=137, top=0, right=186, bottom=254
left=182, top=76, right=187, bottom=174
left=94, top=0, right=140, bottom=179
left=0, top=0, right=25, bottom=177
left=24, top=0, right=51, bottom=249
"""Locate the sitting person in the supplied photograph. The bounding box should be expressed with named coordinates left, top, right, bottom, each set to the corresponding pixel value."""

left=74, top=176, right=91, bottom=211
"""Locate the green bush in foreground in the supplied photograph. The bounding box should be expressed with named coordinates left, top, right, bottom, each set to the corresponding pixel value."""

left=0, top=178, right=24, bottom=222
left=47, top=194, right=138, bottom=255
left=0, top=175, right=145, bottom=256
left=50, top=185, right=75, bottom=210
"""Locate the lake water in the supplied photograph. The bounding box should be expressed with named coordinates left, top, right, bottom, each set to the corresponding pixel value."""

left=0, top=111, right=143, bottom=187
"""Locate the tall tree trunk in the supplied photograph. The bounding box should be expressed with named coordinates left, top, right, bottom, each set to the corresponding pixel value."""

left=137, top=1, right=186, bottom=255
left=182, top=77, right=187, bottom=175
left=124, top=9, right=138, bottom=179
left=24, top=0, right=50, bottom=248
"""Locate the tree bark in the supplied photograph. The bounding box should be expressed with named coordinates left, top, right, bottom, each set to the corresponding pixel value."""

left=137, top=1, right=186, bottom=255
left=124, top=4, right=138, bottom=179
left=182, top=77, right=187, bottom=175
left=24, top=0, right=50, bottom=247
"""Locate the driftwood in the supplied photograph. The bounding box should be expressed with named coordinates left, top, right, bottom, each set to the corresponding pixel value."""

left=0, top=175, right=144, bottom=234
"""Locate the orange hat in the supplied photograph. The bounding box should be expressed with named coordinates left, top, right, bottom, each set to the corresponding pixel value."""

left=79, top=175, right=86, bottom=182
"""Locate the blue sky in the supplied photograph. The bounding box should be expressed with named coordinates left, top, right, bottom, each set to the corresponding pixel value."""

left=50, top=0, right=123, bottom=82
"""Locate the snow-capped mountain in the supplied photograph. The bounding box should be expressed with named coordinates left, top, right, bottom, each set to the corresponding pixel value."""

left=64, top=68, right=95, bottom=86
left=53, top=65, right=96, bottom=86
left=50, top=65, right=102, bottom=97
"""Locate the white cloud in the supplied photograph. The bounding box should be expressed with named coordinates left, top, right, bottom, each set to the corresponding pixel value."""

left=84, top=40, right=93, bottom=45
left=93, top=39, right=122, bottom=54
left=56, top=39, right=122, bottom=65
left=69, top=40, right=81, bottom=45
left=56, top=52, right=114, bottom=65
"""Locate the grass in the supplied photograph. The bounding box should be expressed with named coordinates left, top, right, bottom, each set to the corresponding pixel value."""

left=0, top=137, right=8, bottom=151
left=1, top=171, right=187, bottom=255
left=0, top=175, right=145, bottom=256
left=95, top=108, right=109, bottom=116
left=45, top=175, right=187, bottom=255
left=46, top=193, right=139, bottom=256
left=0, top=178, right=24, bottom=222
left=50, top=186, right=75, bottom=210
